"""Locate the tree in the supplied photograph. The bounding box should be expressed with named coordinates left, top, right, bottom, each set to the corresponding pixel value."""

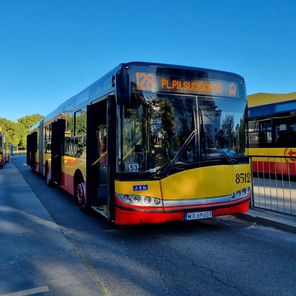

left=0, top=118, right=18, bottom=146
left=18, top=114, right=43, bottom=130
left=0, top=114, right=43, bottom=149
left=219, top=115, right=235, bottom=148
left=17, top=114, right=43, bottom=149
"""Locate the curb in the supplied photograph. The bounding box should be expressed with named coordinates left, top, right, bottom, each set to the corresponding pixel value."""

left=237, top=209, right=296, bottom=234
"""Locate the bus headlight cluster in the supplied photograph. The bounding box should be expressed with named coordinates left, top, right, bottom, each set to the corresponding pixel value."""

left=231, top=186, right=251, bottom=200
left=119, top=193, right=163, bottom=207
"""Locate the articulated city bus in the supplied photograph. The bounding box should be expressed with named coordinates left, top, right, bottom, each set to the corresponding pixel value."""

left=0, top=130, right=9, bottom=167
left=27, top=62, right=251, bottom=225
left=247, top=92, right=296, bottom=176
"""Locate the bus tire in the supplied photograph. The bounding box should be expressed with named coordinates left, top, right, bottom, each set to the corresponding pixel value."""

left=75, top=176, right=90, bottom=214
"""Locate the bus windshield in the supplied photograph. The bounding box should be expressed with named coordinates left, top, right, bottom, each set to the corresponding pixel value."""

left=118, top=92, right=246, bottom=175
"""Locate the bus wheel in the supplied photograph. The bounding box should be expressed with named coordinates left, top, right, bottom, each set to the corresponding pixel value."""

left=76, top=181, right=89, bottom=214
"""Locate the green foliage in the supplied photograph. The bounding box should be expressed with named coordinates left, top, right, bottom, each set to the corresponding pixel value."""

left=0, top=114, right=43, bottom=149
left=0, top=118, right=17, bottom=146
left=219, top=115, right=235, bottom=148
left=18, top=114, right=43, bottom=130
left=75, top=111, right=86, bottom=135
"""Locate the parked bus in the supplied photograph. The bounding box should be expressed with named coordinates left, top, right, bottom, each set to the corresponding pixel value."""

left=27, top=62, right=251, bottom=225
left=247, top=92, right=296, bottom=176
left=0, top=130, right=9, bottom=167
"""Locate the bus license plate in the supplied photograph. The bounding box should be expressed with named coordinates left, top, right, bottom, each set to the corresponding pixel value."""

left=185, top=211, right=213, bottom=221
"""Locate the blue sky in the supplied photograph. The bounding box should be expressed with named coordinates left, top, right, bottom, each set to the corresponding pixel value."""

left=0, top=0, right=295, bottom=121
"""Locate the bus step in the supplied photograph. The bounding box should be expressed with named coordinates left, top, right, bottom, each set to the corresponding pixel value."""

left=91, top=205, right=108, bottom=218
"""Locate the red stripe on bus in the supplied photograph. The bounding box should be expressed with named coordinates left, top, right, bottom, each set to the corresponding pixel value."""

left=252, top=160, right=296, bottom=176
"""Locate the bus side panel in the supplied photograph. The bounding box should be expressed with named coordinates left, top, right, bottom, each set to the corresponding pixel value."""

left=248, top=147, right=296, bottom=176
left=61, top=156, right=86, bottom=196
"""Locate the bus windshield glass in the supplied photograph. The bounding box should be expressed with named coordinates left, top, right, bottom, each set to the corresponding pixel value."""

left=119, top=92, right=246, bottom=175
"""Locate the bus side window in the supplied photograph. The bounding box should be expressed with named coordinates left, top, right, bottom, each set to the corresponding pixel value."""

left=64, top=113, right=74, bottom=156
left=96, top=125, right=107, bottom=159
left=275, top=123, right=288, bottom=147
left=248, top=120, right=259, bottom=148
left=290, top=122, right=296, bottom=147
left=44, top=125, right=52, bottom=153
left=74, top=109, right=86, bottom=159
left=259, top=121, right=272, bottom=147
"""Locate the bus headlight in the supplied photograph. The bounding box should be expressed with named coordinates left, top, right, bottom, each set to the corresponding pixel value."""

left=116, top=193, right=163, bottom=207
left=123, top=194, right=132, bottom=203
left=154, top=198, right=161, bottom=205
left=144, top=196, right=151, bottom=204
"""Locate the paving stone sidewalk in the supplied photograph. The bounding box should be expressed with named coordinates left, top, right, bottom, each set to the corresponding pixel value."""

left=0, top=162, right=103, bottom=296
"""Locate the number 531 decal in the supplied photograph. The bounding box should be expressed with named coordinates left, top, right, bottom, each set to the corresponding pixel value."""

left=235, top=173, right=251, bottom=184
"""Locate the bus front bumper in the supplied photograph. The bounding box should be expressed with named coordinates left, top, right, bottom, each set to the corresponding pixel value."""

left=114, top=194, right=250, bottom=225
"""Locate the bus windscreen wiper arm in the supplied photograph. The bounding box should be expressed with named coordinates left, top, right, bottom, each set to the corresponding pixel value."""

left=205, top=133, right=235, bottom=164
left=151, top=129, right=198, bottom=179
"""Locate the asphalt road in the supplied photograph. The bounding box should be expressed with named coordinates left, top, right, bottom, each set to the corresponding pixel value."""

left=12, top=156, right=296, bottom=296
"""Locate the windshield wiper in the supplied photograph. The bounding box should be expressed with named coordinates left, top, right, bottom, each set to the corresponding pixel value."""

left=150, top=129, right=198, bottom=179
left=205, top=133, right=237, bottom=164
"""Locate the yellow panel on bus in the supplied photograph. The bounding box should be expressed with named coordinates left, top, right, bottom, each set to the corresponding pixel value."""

left=160, top=166, right=232, bottom=200
left=115, top=180, right=162, bottom=198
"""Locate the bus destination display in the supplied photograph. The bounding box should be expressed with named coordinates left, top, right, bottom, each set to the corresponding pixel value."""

left=134, top=71, right=239, bottom=97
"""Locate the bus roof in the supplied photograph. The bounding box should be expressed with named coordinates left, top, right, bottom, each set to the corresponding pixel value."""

left=248, top=92, right=296, bottom=108
left=124, top=61, right=244, bottom=80
left=41, top=64, right=122, bottom=125
left=32, top=61, right=245, bottom=130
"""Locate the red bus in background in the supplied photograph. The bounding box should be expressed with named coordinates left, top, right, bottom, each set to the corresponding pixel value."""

left=247, top=92, right=296, bottom=176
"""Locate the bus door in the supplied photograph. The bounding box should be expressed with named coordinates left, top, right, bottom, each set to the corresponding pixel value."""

left=26, top=134, right=31, bottom=166
left=38, top=121, right=44, bottom=174
left=51, top=119, right=65, bottom=185
left=87, top=99, right=108, bottom=208
left=29, top=132, right=37, bottom=170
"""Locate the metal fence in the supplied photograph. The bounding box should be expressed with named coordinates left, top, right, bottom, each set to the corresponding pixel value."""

left=250, top=155, right=296, bottom=216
